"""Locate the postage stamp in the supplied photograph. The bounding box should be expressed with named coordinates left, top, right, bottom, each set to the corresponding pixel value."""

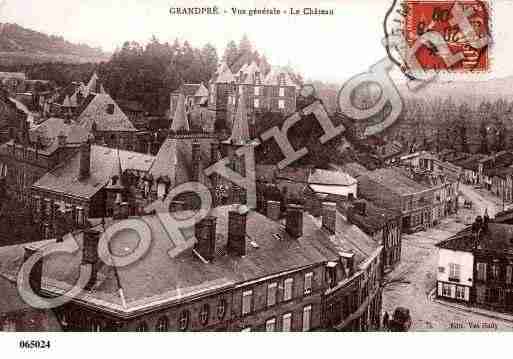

left=404, top=0, right=491, bottom=72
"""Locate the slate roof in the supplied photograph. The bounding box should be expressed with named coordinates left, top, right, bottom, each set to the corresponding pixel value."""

left=214, top=62, right=236, bottom=83
left=361, top=168, right=430, bottom=196
left=28, top=117, right=90, bottom=153
left=149, top=136, right=216, bottom=188
left=77, top=93, right=136, bottom=132
left=33, top=145, right=155, bottom=200
left=0, top=206, right=379, bottom=315
left=263, top=66, right=297, bottom=87
left=346, top=200, right=401, bottom=235
left=308, top=169, right=357, bottom=186
left=437, top=223, right=513, bottom=255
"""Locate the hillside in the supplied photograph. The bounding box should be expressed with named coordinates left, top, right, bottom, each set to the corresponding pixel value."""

left=0, top=23, right=111, bottom=65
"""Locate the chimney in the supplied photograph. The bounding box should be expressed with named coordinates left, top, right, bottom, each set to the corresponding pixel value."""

left=286, top=204, right=303, bottom=238
left=41, top=222, right=51, bottom=240
left=192, top=141, right=201, bottom=182
left=120, top=202, right=129, bottom=219
left=322, top=202, right=337, bottom=234
left=194, top=216, right=217, bottom=262
left=79, top=138, right=92, bottom=180
left=267, top=200, right=281, bottom=221
left=24, top=246, right=43, bottom=294
left=340, top=252, right=355, bottom=277
left=210, top=142, right=220, bottom=164
left=82, top=229, right=100, bottom=290
left=227, top=210, right=247, bottom=256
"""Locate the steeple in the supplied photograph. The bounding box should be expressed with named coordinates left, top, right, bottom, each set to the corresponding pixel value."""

left=170, top=93, right=190, bottom=132
left=228, top=91, right=250, bottom=145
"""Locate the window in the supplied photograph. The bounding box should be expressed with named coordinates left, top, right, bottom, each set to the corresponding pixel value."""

left=507, top=265, right=512, bottom=284
left=278, top=99, right=285, bottom=109
left=302, top=305, right=312, bottom=331
left=448, top=263, right=461, bottom=282
left=284, top=278, right=294, bottom=301
left=265, top=318, right=276, bottom=332
left=477, top=262, right=487, bottom=281
left=178, top=310, right=190, bottom=331
left=156, top=316, right=168, bottom=332
left=106, top=103, right=115, bottom=115
left=254, top=86, right=260, bottom=96
left=279, top=87, right=285, bottom=97
left=442, top=283, right=452, bottom=297
left=254, top=99, right=259, bottom=108
left=455, top=286, right=466, bottom=300
left=217, top=299, right=227, bottom=320
left=282, top=313, right=292, bottom=332
left=267, top=282, right=277, bottom=307
left=136, top=322, right=148, bottom=332
left=304, top=272, right=313, bottom=295
left=491, top=264, right=500, bottom=281
left=242, top=290, right=253, bottom=315
left=198, top=304, right=210, bottom=326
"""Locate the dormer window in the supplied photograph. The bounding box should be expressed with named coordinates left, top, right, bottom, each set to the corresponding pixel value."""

left=106, top=103, right=115, bottom=115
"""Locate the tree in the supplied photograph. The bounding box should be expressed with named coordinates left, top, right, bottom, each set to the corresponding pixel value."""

left=223, top=40, right=238, bottom=67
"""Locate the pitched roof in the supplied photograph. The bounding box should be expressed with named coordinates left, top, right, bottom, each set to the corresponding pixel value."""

left=346, top=200, right=401, bottom=235
left=28, top=117, right=90, bottom=153
left=215, top=62, right=236, bottom=83
left=361, top=168, right=430, bottom=196
left=308, top=169, right=357, bottom=186
left=437, top=223, right=513, bottom=255
left=149, top=136, right=215, bottom=188
left=263, top=66, right=297, bottom=87
left=33, top=145, right=155, bottom=199
left=0, top=206, right=379, bottom=315
left=170, top=93, right=189, bottom=132
left=77, top=93, right=136, bottom=132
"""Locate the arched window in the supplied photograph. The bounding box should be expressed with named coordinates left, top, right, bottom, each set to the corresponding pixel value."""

left=217, top=299, right=227, bottom=320
left=199, top=304, right=210, bottom=326
left=178, top=310, right=190, bottom=331
left=136, top=322, right=148, bottom=332
left=156, top=316, right=168, bottom=332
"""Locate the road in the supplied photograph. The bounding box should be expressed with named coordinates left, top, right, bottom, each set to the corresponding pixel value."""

left=382, top=187, right=513, bottom=331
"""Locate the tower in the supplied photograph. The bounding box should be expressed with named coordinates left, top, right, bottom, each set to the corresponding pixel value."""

left=104, top=148, right=126, bottom=218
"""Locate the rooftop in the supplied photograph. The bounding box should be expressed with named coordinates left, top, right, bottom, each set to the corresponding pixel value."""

left=361, top=168, right=429, bottom=196
left=0, top=206, right=380, bottom=316
left=77, top=93, right=136, bottom=132
left=33, top=145, right=155, bottom=199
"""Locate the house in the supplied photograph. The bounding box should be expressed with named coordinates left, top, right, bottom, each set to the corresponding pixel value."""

left=330, top=162, right=369, bottom=180
left=436, top=216, right=513, bottom=313
left=0, top=89, right=29, bottom=143
left=343, top=199, right=403, bottom=269
left=358, top=168, right=434, bottom=233
left=477, top=151, right=513, bottom=187
left=0, top=116, right=90, bottom=203
left=31, top=142, right=156, bottom=226
left=76, top=92, right=138, bottom=151
left=0, top=200, right=383, bottom=332
left=0, top=72, right=26, bottom=93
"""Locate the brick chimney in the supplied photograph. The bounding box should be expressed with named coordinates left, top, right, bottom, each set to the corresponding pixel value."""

left=192, top=141, right=201, bottom=182
left=79, top=138, right=92, bottom=180
left=210, top=142, right=220, bottom=164
left=227, top=210, right=247, bottom=256
left=194, top=216, right=217, bottom=262
left=24, top=246, right=42, bottom=294
left=82, top=229, right=100, bottom=290
left=267, top=200, right=281, bottom=221
left=286, top=204, right=303, bottom=238
left=322, top=202, right=337, bottom=234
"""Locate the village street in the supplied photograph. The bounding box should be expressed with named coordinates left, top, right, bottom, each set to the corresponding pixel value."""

left=382, top=186, right=513, bottom=331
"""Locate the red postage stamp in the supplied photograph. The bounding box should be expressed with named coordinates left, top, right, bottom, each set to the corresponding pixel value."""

left=404, top=0, right=491, bottom=72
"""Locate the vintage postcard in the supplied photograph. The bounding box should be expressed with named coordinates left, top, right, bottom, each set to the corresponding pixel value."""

left=0, top=0, right=513, bottom=349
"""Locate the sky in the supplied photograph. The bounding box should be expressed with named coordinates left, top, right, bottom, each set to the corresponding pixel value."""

left=1, top=0, right=513, bottom=83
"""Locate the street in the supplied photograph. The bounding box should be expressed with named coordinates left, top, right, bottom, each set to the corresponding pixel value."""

left=382, top=186, right=513, bottom=331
